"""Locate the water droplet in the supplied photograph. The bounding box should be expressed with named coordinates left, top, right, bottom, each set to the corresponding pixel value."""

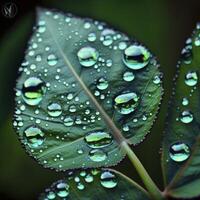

left=118, top=41, right=127, bottom=50
left=100, top=171, right=117, bottom=188
left=97, top=77, right=108, bottom=90
left=123, top=45, right=150, bottom=70
left=180, top=110, right=193, bottom=124
left=88, top=33, right=96, bottom=42
left=89, top=149, right=107, bottom=162
left=84, top=131, right=112, bottom=148
left=101, top=29, right=115, bottom=46
left=169, top=142, right=190, bottom=162
left=181, top=47, right=192, bottom=64
left=22, top=77, right=46, bottom=106
left=185, top=71, right=198, bottom=86
left=77, top=47, right=99, bottom=67
left=77, top=182, right=85, bottom=190
left=46, top=191, right=56, bottom=199
left=84, top=174, right=94, bottom=183
left=64, top=116, right=74, bottom=127
left=56, top=182, right=69, bottom=198
left=123, top=71, right=135, bottom=82
left=153, top=75, right=161, bottom=84
left=48, top=103, right=62, bottom=117
left=182, top=97, right=189, bottom=106
left=24, top=126, right=45, bottom=148
left=114, top=92, right=139, bottom=114
left=84, top=22, right=91, bottom=29
left=47, top=54, right=58, bottom=66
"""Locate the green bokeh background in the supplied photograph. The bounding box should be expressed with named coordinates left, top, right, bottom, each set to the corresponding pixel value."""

left=0, top=0, right=200, bottom=199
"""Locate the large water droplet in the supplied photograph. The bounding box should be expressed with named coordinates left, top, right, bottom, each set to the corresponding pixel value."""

left=123, top=71, right=135, bottom=82
left=100, top=171, right=117, bottom=188
left=24, top=126, right=45, bottom=148
left=47, top=54, right=58, bottom=66
left=56, top=182, right=69, bottom=198
left=77, top=47, right=99, bottom=67
left=123, top=45, right=150, bottom=70
left=89, top=149, right=107, bottom=162
left=185, top=71, right=198, bottom=86
left=114, top=92, right=139, bottom=114
left=22, top=77, right=46, bottom=106
left=48, top=103, right=62, bottom=117
left=180, top=110, right=193, bottom=124
left=97, top=77, right=108, bottom=90
left=169, top=142, right=190, bottom=162
left=84, top=131, right=112, bottom=148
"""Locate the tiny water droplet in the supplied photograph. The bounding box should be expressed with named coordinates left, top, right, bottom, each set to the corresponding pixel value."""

left=185, top=71, right=198, bottom=86
left=89, top=149, right=107, bottom=162
left=77, top=47, right=99, bottom=67
left=180, top=110, right=193, bottom=124
left=22, top=77, right=46, bottom=106
left=84, top=131, right=112, bottom=148
left=101, top=29, right=115, bottom=46
left=123, top=45, right=150, bottom=70
left=88, top=33, right=96, bottom=42
left=123, top=71, right=135, bottom=82
left=114, top=92, right=139, bottom=114
left=169, top=142, right=190, bottom=162
left=48, top=103, right=62, bottom=117
left=182, top=97, right=189, bottom=106
left=100, top=171, right=118, bottom=188
left=84, top=174, right=94, bottom=183
left=56, top=182, right=69, bottom=198
left=24, top=126, right=45, bottom=148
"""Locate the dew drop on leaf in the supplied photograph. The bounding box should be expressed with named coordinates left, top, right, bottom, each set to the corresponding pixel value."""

left=114, top=92, right=139, bottom=114
left=123, top=45, right=150, bottom=70
left=63, top=116, right=74, bottom=127
left=22, top=77, right=46, bottom=106
left=47, top=102, right=62, bottom=117
left=89, top=149, right=107, bottom=162
left=100, top=171, right=118, bottom=189
left=96, top=77, right=109, bottom=90
left=47, top=54, right=58, bottom=66
left=123, top=71, right=135, bottom=82
left=24, top=126, right=45, bottom=148
left=169, top=142, right=190, bottom=162
left=84, top=131, right=113, bottom=148
left=182, top=97, right=189, bottom=106
left=77, top=46, right=99, bottom=67
left=184, top=71, right=198, bottom=86
left=56, top=182, right=69, bottom=198
left=180, top=110, right=193, bottom=124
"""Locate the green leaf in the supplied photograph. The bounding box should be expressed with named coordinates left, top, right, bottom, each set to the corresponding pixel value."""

left=13, top=8, right=162, bottom=171
left=162, top=23, right=200, bottom=198
left=39, top=168, right=150, bottom=200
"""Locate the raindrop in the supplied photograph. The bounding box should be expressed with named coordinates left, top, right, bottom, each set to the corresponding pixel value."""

left=88, top=33, right=96, bottom=42
left=89, top=149, right=107, bottom=162
left=77, top=182, right=85, bottom=190
left=24, top=126, right=45, bottom=148
left=48, top=103, right=62, bottom=117
left=123, top=71, right=135, bottom=82
left=181, top=47, right=192, bottom=64
left=123, top=45, right=150, bottom=70
left=169, top=142, right=190, bottom=162
left=64, top=116, right=74, bottom=127
left=84, top=131, right=112, bottom=148
left=46, top=191, right=56, bottom=199
left=84, top=174, right=94, bottom=183
left=153, top=75, right=161, bottom=84
left=100, top=29, right=115, bottom=46
left=185, top=71, right=198, bottom=86
left=22, top=77, right=46, bottom=106
left=97, top=77, right=108, bottom=90
left=100, top=171, right=118, bottom=188
left=182, top=97, right=189, bottom=106
left=180, top=110, right=193, bottom=124
left=47, top=54, right=58, bottom=66
left=77, top=47, right=99, bottom=67
left=56, top=182, right=69, bottom=198
left=114, top=92, right=139, bottom=114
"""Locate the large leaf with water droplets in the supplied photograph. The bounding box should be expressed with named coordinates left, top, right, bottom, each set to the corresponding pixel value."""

left=13, top=8, right=162, bottom=171
left=162, top=23, right=200, bottom=199
left=39, top=168, right=150, bottom=200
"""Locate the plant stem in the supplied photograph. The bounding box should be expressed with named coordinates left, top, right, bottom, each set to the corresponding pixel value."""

left=121, top=141, right=165, bottom=200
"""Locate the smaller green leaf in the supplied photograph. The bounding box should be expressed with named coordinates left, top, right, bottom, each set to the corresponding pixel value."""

left=162, top=23, right=200, bottom=199
left=39, top=168, right=150, bottom=200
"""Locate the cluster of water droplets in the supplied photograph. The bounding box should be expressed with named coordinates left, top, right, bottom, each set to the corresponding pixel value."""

left=168, top=24, right=200, bottom=163
left=41, top=169, right=118, bottom=199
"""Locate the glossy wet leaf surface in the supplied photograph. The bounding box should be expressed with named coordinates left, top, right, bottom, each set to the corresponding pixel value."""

left=13, top=8, right=162, bottom=171
left=39, top=168, right=150, bottom=200
left=162, top=23, right=200, bottom=198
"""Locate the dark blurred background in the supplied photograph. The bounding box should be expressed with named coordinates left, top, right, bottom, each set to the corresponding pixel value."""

left=0, top=0, right=200, bottom=199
